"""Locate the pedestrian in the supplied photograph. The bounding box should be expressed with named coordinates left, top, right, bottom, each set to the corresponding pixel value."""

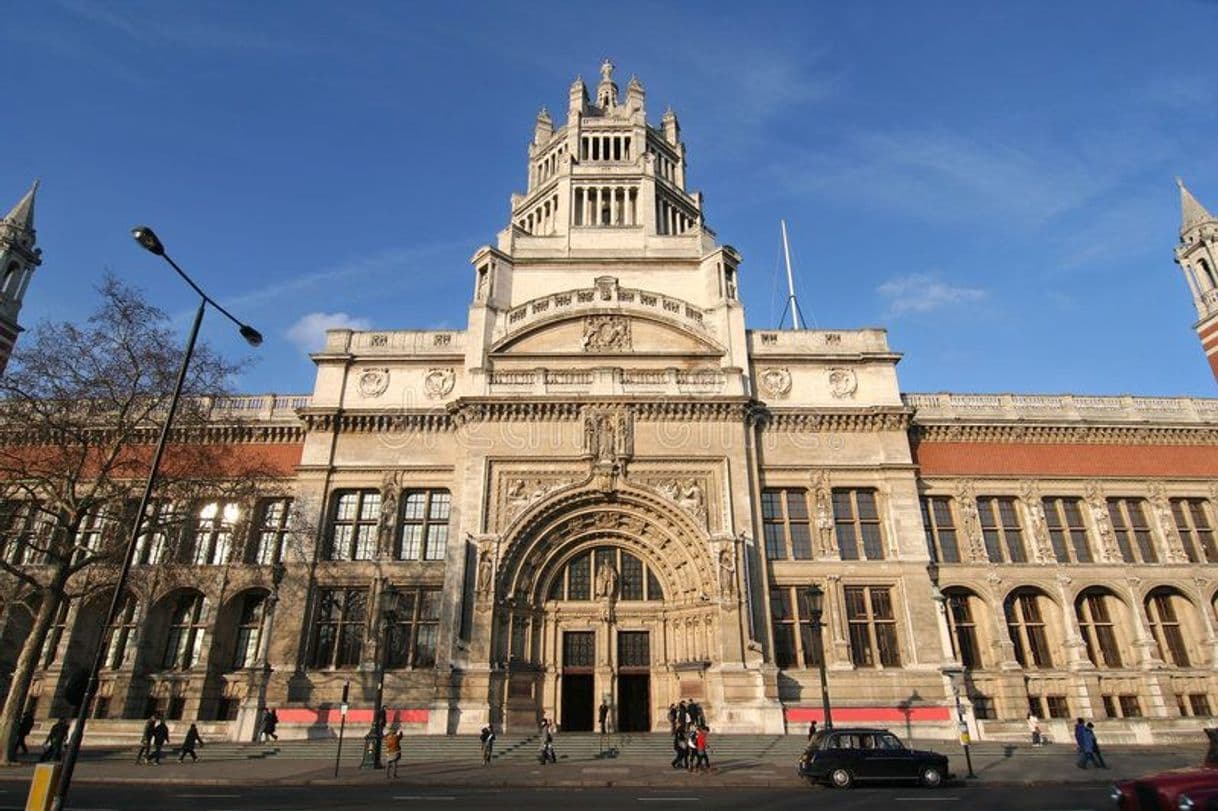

left=677, top=700, right=688, bottom=730
left=694, top=725, right=711, bottom=772
left=150, top=717, right=170, bottom=765
left=480, top=724, right=496, bottom=765
left=17, top=707, right=34, bottom=755
left=384, top=725, right=403, bottom=779
left=537, top=718, right=556, bottom=764
left=685, top=726, right=698, bottom=772
left=1086, top=722, right=1108, bottom=768
left=671, top=727, right=688, bottom=769
left=667, top=704, right=678, bottom=734
left=178, top=723, right=203, bottom=762
left=1074, top=718, right=1102, bottom=769
left=689, top=700, right=703, bottom=727
left=39, top=718, right=68, bottom=763
left=598, top=700, right=610, bottom=735
left=136, top=715, right=156, bottom=764
left=1027, top=712, right=1042, bottom=747
left=807, top=720, right=818, bottom=741
left=261, top=707, right=279, bottom=743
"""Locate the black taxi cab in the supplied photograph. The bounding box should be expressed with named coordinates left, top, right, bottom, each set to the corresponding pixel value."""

left=797, top=727, right=952, bottom=789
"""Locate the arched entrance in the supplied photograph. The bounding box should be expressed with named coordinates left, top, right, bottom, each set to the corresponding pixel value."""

left=487, top=485, right=720, bottom=733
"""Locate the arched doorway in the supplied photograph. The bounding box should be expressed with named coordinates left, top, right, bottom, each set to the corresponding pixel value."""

left=488, top=485, right=719, bottom=733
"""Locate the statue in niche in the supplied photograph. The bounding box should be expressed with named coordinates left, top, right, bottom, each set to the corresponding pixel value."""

left=377, top=474, right=399, bottom=554
left=477, top=549, right=495, bottom=597
left=595, top=560, right=619, bottom=622
left=718, top=547, right=736, bottom=598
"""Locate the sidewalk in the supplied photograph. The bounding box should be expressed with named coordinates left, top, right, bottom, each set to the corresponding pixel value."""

left=0, top=741, right=1206, bottom=789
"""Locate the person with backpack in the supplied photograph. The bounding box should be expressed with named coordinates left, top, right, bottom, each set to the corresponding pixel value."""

left=178, top=723, right=203, bottom=762
left=136, top=715, right=156, bottom=764
left=384, top=725, right=404, bottom=779
left=479, top=724, right=496, bottom=766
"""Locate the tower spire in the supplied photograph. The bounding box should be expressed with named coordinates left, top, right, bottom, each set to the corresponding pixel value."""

left=3, top=179, right=38, bottom=233
left=1178, top=177, right=1213, bottom=233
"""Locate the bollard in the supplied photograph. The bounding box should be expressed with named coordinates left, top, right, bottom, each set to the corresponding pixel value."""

left=26, top=763, right=61, bottom=811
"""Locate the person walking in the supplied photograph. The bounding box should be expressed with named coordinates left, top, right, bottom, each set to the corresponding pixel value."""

left=807, top=720, right=818, bottom=741
left=136, top=715, right=156, bottom=764
left=694, top=725, right=710, bottom=772
left=178, top=723, right=203, bottom=762
left=261, top=707, right=279, bottom=743
left=1075, top=718, right=1102, bottom=769
left=384, top=725, right=403, bottom=779
left=480, top=724, right=496, bottom=766
left=150, top=717, right=170, bottom=765
left=598, top=700, right=610, bottom=735
left=685, top=726, right=698, bottom=772
left=667, top=704, right=678, bottom=734
left=537, top=718, right=556, bottom=765
left=1086, top=722, right=1108, bottom=768
left=671, top=726, right=688, bottom=770
left=17, top=708, right=34, bottom=755
left=1027, top=712, right=1043, bottom=747
left=39, top=718, right=68, bottom=763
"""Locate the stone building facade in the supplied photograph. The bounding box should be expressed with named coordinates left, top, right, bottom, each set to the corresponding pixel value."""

left=3, top=64, right=1218, bottom=743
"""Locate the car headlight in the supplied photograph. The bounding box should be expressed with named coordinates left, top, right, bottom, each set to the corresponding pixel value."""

left=1109, top=784, right=1123, bottom=804
left=1178, top=794, right=1194, bottom=811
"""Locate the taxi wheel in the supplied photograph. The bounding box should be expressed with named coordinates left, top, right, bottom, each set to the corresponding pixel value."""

left=920, top=765, right=944, bottom=788
left=829, top=767, right=854, bottom=789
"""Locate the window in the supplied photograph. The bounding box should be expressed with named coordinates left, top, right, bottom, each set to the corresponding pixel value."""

left=833, top=489, right=884, bottom=560
left=1076, top=592, right=1122, bottom=669
left=921, top=496, right=960, bottom=563
left=74, top=505, right=111, bottom=564
left=1146, top=591, right=1190, bottom=667
left=231, top=593, right=267, bottom=669
left=977, top=497, right=1027, bottom=563
left=328, top=490, right=380, bottom=561
left=1005, top=590, right=1054, bottom=669
left=1107, top=498, right=1157, bottom=563
left=1042, top=497, right=1093, bottom=563
left=943, top=591, right=982, bottom=669
left=40, top=599, right=69, bottom=667
left=1184, top=694, right=1213, bottom=717
left=762, top=489, right=813, bottom=560
left=398, top=490, right=450, bottom=561
left=563, top=631, right=594, bottom=669
left=618, top=631, right=650, bottom=668
left=769, top=587, right=823, bottom=669
left=1171, top=498, right=1218, bottom=563
left=162, top=593, right=208, bottom=670
left=134, top=501, right=180, bottom=565
left=1045, top=696, right=1071, bottom=719
left=309, top=587, right=368, bottom=668
left=1113, top=695, right=1142, bottom=718
left=385, top=587, right=441, bottom=669
left=844, top=586, right=900, bottom=667
left=190, top=501, right=240, bottom=565
left=103, top=593, right=138, bottom=669
left=548, top=547, right=663, bottom=601
left=251, top=498, right=292, bottom=564
left=0, top=501, right=47, bottom=565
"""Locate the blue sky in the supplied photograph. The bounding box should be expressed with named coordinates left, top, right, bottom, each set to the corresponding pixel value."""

left=4, top=1, right=1217, bottom=396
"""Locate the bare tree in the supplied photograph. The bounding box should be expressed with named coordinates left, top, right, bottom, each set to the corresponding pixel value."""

left=0, top=275, right=272, bottom=764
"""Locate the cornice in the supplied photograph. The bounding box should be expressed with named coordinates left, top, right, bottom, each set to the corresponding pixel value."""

left=758, top=407, right=913, bottom=433
left=912, top=422, right=1218, bottom=446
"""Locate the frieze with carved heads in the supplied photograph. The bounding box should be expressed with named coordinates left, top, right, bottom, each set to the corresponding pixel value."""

left=581, top=315, right=632, bottom=352
left=828, top=367, right=858, bottom=399
left=423, top=368, right=456, bottom=399
left=358, top=367, right=390, bottom=398
left=758, top=368, right=792, bottom=399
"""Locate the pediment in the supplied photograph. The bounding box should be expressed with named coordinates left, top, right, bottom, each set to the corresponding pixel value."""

left=492, top=312, right=723, bottom=357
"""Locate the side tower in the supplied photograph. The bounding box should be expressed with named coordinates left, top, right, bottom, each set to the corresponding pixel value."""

left=0, top=181, right=40, bottom=373
left=1173, top=178, right=1218, bottom=382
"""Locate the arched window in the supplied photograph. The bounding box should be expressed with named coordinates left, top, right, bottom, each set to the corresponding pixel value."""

left=231, top=593, right=266, bottom=669
left=1200, top=258, right=1218, bottom=289
left=1146, top=589, right=1192, bottom=667
left=943, top=588, right=983, bottom=669
left=190, top=501, right=239, bottom=565
left=103, top=593, right=138, bottom=670
left=1075, top=590, right=1124, bottom=669
left=2, top=261, right=19, bottom=296
left=1005, top=589, right=1054, bottom=669
left=547, top=547, right=664, bottom=602
left=162, top=593, right=208, bottom=670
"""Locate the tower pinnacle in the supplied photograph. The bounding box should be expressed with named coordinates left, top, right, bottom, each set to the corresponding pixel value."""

left=596, top=58, right=619, bottom=110
left=3, top=179, right=38, bottom=233
left=1178, top=177, right=1214, bottom=233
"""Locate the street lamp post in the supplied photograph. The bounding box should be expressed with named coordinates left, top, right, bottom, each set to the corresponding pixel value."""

left=363, top=590, right=397, bottom=769
left=805, top=584, right=833, bottom=730
left=50, top=226, right=262, bottom=811
left=932, top=585, right=976, bottom=779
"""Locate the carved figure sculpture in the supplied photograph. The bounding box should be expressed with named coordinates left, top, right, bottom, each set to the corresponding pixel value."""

left=477, top=549, right=494, bottom=596
left=718, top=547, right=736, bottom=597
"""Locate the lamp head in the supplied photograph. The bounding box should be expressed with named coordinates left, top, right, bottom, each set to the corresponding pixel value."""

left=239, top=325, right=263, bottom=347
left=131, top=226, right=165, bottom=256
left=806, top=584, right=824, bottom=618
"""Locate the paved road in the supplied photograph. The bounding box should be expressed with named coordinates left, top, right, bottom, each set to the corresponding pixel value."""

left=0, top=782, right=1120, bottom=811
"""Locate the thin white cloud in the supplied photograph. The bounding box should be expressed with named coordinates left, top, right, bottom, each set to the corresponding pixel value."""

left=286, top=312, right=372, bottom=353
left=877, top=273, right=986, bottom=315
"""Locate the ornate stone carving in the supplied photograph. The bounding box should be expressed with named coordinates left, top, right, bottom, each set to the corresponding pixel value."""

left=652, top=478, right=707, bottom=526
left=758, top=367, right=792, bottom=399
left=476, top=548, right=495, bottom=597
left=828, top=367, right=858, bottom=399
left=423, top=368, right=456, bottom=399
left=583, top=408, right=633, bottom=464
left=581, top=315, right=631, bottom=352
left=377, top=472, right=401, bottom=557
left=812, top=470, right=836, bottom=557
left=718, top=545, right=737, bottom=598
left=954, top=480, right=985, bottom=562
left=502, top=477, right=568, bottom=522
left=1084, top=481, right=1120, bottom=562
left=1019, top=481, right=1056, bottom=564
left=358, top=367, right=390, bottom=398
left=595, top=560, right=619, bottom=622
left=1149, top=481, right=1190, bottom=563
